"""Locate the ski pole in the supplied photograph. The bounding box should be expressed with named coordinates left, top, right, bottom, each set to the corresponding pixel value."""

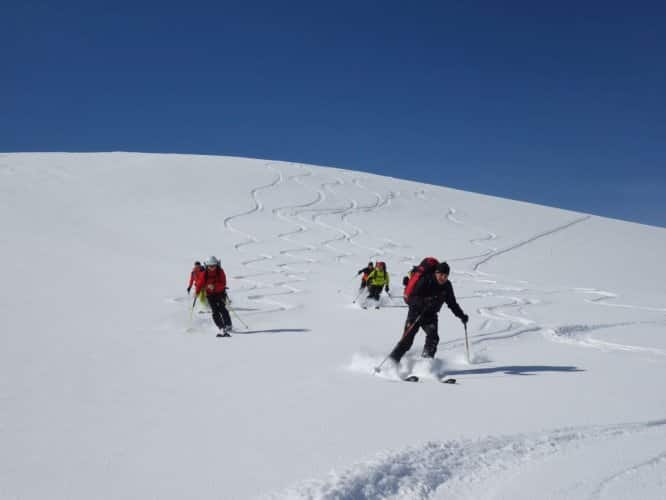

left=464, top=323, right=471, bottom=363
left=227, top=302, right=249, bottom=329
left=352, top=287, right=365, bottom=304
left=189, top=294, right=198, bottom=323
left=374, top=313, right=422, bottom=373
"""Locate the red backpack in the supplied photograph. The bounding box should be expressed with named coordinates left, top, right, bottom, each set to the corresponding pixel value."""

left=403, top=257, right=439, bottom=303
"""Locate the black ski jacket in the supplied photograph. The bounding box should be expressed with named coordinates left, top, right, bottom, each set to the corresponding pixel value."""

left=406, top=274, right=465, bottom=319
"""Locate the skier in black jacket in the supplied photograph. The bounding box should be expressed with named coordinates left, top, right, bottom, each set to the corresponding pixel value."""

left=390, top=261, right=468, bottom=362
left=356, top=262, right=374, bottom=289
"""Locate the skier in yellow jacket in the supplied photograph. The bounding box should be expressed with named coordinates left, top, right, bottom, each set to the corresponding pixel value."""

left=365, top=261, right=389, bottom=304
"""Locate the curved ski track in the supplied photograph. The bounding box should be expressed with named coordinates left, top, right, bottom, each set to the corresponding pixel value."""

left=224, top=164, right=420, bottom=314
left=269, top=419, right=666, bottom=500
left=221, top=164, right=663, bottom=355
left=429, top=210, right=666, bottom=360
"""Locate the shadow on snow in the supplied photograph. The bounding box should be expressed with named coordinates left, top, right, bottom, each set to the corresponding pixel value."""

left=448, top=365, right=584, bottom=376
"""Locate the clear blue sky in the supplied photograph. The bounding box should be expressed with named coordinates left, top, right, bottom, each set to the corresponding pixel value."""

left=2, top=1, right=665, bottom=227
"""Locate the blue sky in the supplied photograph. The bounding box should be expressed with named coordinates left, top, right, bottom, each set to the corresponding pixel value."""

left=2, top=1, right=665, bottom=227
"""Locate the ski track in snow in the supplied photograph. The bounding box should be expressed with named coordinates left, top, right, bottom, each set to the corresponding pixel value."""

left=218, top=161, right=664, bottom=358
left=223, top=163, right=420, bottom=314
left=472, top=215, right=591, bottom=272
left=545, top=322, right=666, bottom=356
left=223, top=164, right=297, bottom=313
left=267, top=419, right=666, bottom=500
left=589, top=450, right=666, bottom=499
left=444, top=208, right=496, bottom=262
left=429, top=209, right=666, bottom=361
left=573, top=288, right=666, bottom=313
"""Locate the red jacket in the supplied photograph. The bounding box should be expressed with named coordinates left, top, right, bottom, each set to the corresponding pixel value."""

left=188, top=265, right=204, bottom=288
left=195, top=266, right=227, bottom=295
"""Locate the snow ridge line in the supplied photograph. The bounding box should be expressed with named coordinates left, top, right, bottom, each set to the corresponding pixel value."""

left=267, top=418, right=666, bottom=500
left=473, top=215, right=591, bottom=271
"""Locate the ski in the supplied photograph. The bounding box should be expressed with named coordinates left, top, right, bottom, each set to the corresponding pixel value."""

left=402, top=376, right=455, bottom=383
left=216, top=332, right=232, bottom=338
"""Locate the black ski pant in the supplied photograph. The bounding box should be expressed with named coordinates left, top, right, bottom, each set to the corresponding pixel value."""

left=367, top=285, right=383, bottom=300
left=208, top=292, right=232, bottom=330
left=390, top=308, right=439, bottom=362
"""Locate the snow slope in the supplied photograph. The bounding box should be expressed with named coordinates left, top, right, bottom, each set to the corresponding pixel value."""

left=1, top=152, right=665, bottom=499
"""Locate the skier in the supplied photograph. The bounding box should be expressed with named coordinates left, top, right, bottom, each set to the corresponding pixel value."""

left=356, top=262, right=374, bottom=289
left=389, top=261, right=468, bottom=362
left=187, top=261, right=208, bottom=310
left=365, top=261, right=389, bottom=304
left=195, top=256, right=233, bottom=337
left=187, top=261, right=204, bottom=294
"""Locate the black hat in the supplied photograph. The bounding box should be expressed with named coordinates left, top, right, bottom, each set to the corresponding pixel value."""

left=435, top=262, right=450, bottom=274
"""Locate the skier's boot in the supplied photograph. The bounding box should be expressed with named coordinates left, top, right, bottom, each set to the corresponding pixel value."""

left=216, top=326, right=232, bottom=338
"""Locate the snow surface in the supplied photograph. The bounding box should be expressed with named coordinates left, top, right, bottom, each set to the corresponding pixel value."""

left=1, top=152, right=665, bottom=499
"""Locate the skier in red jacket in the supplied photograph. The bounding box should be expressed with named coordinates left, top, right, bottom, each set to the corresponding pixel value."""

left=195, top=256, right=233, bottom=337
left=187, top=261, right=208, bottom=309
left=187, top=261, right=204, bottom=293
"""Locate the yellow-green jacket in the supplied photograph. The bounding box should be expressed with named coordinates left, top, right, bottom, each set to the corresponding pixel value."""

left=366, top=267, right=389, bottom=287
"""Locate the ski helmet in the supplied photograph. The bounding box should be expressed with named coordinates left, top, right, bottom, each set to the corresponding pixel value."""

left=205, top=256, right=219, bottom=267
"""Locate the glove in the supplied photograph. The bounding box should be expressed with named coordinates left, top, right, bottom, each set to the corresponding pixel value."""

left=461, top=314, right=469, bottom=325
left=385, top=286, right=390, bottom=293
left=187, top=287, right=191, bottom=294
